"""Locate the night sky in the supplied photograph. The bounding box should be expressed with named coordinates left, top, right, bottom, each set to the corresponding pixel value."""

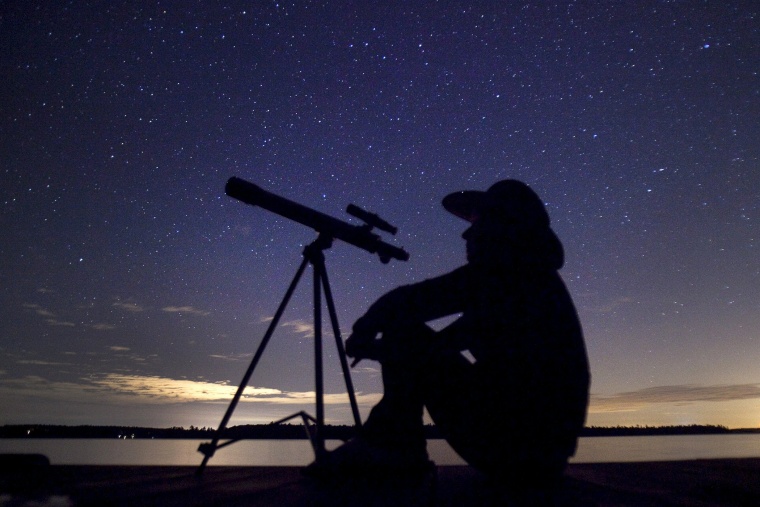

left=2, top=2, right=758, bottom=430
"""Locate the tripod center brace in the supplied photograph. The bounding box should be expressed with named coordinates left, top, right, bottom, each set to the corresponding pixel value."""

left=197, top=178, right=409, bottom=474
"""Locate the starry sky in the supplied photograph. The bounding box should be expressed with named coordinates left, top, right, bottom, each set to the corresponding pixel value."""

left=1, top=1, right=758, bottom=430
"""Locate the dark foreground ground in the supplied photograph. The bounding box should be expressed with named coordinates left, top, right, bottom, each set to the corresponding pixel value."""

left=2, top=457, right=759, bottom=506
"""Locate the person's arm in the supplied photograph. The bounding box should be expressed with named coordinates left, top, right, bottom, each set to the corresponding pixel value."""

left=346, top=266, right=470, bottom=361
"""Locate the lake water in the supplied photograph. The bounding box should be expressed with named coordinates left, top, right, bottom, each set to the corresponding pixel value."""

left=2, top=435, right=760, bottom=466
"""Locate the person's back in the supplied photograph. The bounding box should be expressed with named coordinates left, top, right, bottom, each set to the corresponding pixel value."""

left=452, top=264, right=588, bottom=478
left=438, top=181, right=590, bottom=481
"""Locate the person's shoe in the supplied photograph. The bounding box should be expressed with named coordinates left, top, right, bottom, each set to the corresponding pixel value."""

left=302, top=437, right=433, bottom=482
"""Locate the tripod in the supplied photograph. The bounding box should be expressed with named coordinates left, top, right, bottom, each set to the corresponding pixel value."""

left=197, top=233, right=362, bottom=474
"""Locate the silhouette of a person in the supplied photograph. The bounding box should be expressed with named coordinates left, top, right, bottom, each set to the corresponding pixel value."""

left=309, top=180, right=590, bottom=491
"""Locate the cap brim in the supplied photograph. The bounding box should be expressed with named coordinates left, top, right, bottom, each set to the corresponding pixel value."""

left=442, top=190, right=485, bottom=222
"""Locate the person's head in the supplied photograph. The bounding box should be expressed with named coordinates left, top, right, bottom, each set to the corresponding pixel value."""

left=442, top=180, right=563, bottom=269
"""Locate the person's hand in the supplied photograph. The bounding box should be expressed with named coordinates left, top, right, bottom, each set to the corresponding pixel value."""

left=345, top=330, right=380, bottom=365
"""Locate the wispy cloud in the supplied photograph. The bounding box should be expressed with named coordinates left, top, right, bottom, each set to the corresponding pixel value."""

left=162, top=306, right=210, bottom=317
left=16, top=360, right=70, bottom=366
left=282, top=319, right=316, bottom=338
left=113, top=302, right=145, bottom=312
left=22, top=304, right=75, bottom=327
left=23, top=304, right=56, bottom=318
left=109, top=346, right=130, bottom=352
left=209, top=353, right=253, bottom=362
left=45, top=319, right=76, bottom=327
left=590, top=384, right=760, bottom=413
left=278, top=319, right=340, bottom=340
left=23, top=304, right=116, bottom=330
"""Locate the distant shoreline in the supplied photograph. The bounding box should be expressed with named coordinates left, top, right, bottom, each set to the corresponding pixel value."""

left=2, top=423, right=759, bottom=440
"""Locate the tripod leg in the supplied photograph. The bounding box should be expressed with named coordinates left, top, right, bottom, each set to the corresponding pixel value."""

left=319, top=263, right=363, bottom=428
left=197, top=256, right=310, bottom=474
left=312, top=255, right=326, bottom=458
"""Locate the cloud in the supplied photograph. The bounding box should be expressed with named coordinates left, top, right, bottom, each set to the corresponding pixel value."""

left=210, top=354, right=234, bottom=361
left=278, top=319, right=338, bottom=340
left=92, top=374, right=282, bottom=402
left=45, top=318, right=76, bottom=327
left=113, top=302, right=145, bottom=312
left=90, top=374, right=381, bottom=406
left=23, top=304, right=75, bottom=326
left=109, top=346, right=130, bottom=352
left=209, top=353, right=252, bottom=362
left=282, top=319, right=316, bottom=338
left=0, top=373, right=381, bottom=409
left=0, top=376, right=107, bottom=404
left=162, top=306, right=210, bottom=317
left=590, top=384, right=760, bottom=413
left=23, top=304, right=114, bottom=330
left=23, top=304, right=56, bottom=318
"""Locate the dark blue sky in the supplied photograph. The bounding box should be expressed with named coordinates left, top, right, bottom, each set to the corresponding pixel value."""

left=1, top=1, right=758, bottom=429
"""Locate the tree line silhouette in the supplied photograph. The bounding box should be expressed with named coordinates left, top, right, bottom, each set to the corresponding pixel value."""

left=2, top=423, right=757, bottom=439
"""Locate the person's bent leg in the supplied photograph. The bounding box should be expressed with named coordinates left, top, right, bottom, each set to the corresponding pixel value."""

left=359, top=323, right=436, bottom=455
left=302, top=323, right=437, bottom=478
left=422, top=356, right=571, bottom=494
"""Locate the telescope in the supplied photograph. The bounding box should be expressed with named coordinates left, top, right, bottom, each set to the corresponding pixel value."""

left=225, top=177, right=409, bottom=263
left=198, top=178, right=407, bottom=472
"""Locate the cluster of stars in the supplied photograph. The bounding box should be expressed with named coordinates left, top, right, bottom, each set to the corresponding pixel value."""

left=0, top=1, right=757, bottom=428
